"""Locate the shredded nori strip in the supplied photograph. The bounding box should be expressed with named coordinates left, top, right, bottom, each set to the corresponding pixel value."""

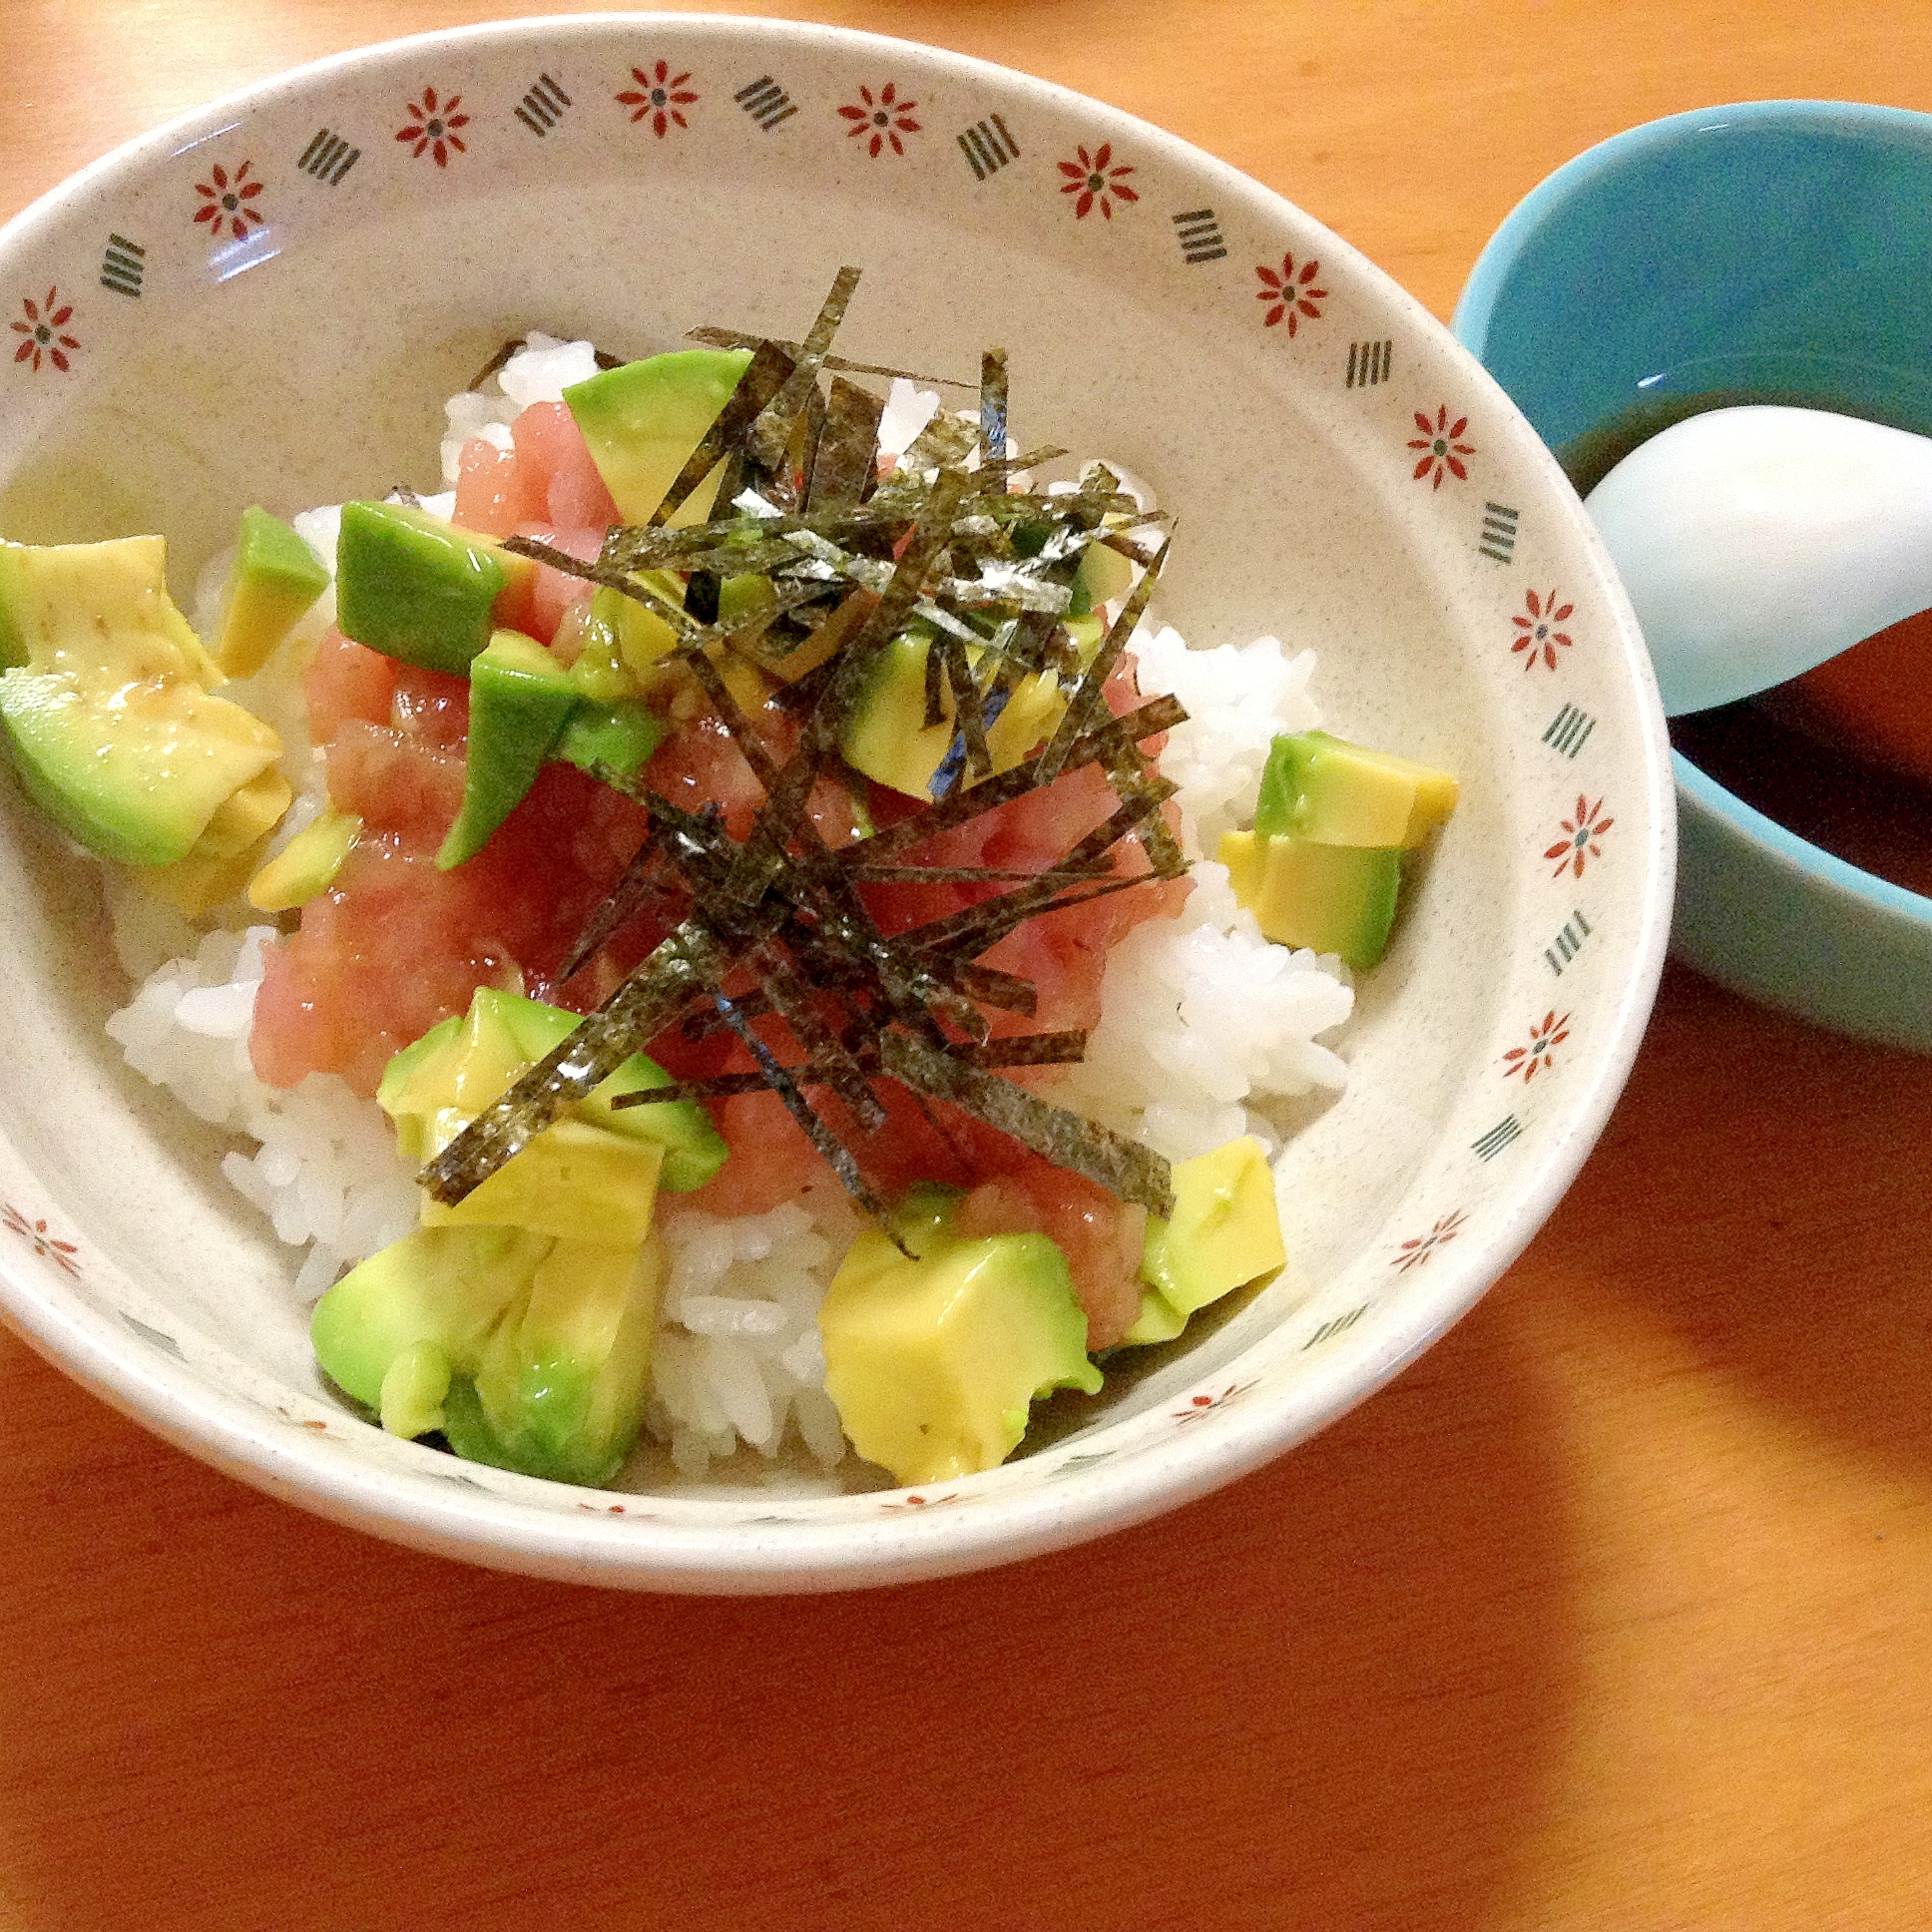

left=806, top=377, right=885, bottom=513
left=979, top=349, right=1009, bottom=468
left=422, top=276, right=1195, bottom=1230
left=878, top=1034, right=1173, bottom=1217
left=686, top=325, right=974, bottom=390
left=609, top=1030, right=1087, bottom=1108
left=747, top=266, right=862, bottom=472
left=1035, top=536, right=1170, bottom=783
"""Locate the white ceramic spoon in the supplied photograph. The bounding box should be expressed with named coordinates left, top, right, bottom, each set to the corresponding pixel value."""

left=1584, top=404, right=1932, bottom=716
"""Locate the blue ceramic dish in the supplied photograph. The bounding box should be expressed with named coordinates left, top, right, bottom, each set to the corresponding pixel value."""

left=1453, top=100, right=1932, bottom=1051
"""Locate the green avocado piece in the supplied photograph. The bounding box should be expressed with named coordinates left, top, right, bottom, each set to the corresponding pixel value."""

left=246, top=806, right=361, bottom=912
left=883, top=1182, right=968, bottom=1256
left=839, top=626, right=1070, bottom=799
left=312, top=1221, right=660, bottom=1485
left=214, top=505, right=329, bottom=679
left=1218, top=828, right=1403, bottom=970
left=1254, top=728, right=1459, bottom=849
left=555, top=698, right=668, bottom=777
left=563, top=348, right=753, bottom=524
left=1126, top=1137, right=1285, bottom=1344
left=1068, top=535, right=1135, bottom=618
left=818, top=1225, right=1102, bottom=1485
left=446, top=1234, right=660, bottom=1486
left=840, top=627, right=955, bottom=797
left=437, top=629, right=580, bottom=869
left=0, top=535, right=282, bottom=865
left=380, top=986, right=727, bottom=1195
left=311, top=1221, right=553, bottom=1415
left=335, top=501, right=509, bottom=676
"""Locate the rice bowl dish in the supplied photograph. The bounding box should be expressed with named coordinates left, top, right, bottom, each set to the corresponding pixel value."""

left=84, top=318, right=1397, bottom=1492
left=0, top=15, right=1673, bottom=1588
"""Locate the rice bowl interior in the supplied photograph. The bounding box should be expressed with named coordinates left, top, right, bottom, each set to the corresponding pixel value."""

left=0, top=17, right=1673, bottom=1588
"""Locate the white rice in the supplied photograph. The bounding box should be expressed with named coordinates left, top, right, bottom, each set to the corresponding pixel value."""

left=647, top=1199, right=861, bottom=1478
left=99, top=335, right=1355, bottom=1477
left=1130, top=624, right=1323, bottom=856
left=104, top=926, right=420, bottom=1298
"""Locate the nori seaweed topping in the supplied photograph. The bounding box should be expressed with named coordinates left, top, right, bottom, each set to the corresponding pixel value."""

left=979, top=349, right=1009, bottom=468
left=422, top=276, right=1192, bottom=1225
left=747, top=266, right=862, bottom=472
left=686, top=324, right=974, bottom=390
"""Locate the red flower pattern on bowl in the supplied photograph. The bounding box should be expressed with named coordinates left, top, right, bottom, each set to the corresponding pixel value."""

left=1409, top=407, right=1474, bottom=490
left=838, top=83, right=920, bottom=158
left=1256, top=253, right=1327, bottom=334
left=1502, top=1010, right=1571, bottom=1083
left=618, top=62, right=698, bottom=139
left=1393, top=1208, right=1467, bottom=1271
left=9, top=288, right=77, bottom=373
left=1512, top=587, right=1575, bottom=671
left=396, top=87, right=470, bottom=168
left=1546, top=794, right=1614, bottom=878
left=2, top=1203, right=79, bottom=1276
left=1059, top=143, right=1138, bottom=220
left=193, top=162, right=264, bottom=242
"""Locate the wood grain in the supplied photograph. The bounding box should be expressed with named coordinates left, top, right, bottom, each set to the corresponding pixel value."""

left=4, top=4, right=1932, bottom=1927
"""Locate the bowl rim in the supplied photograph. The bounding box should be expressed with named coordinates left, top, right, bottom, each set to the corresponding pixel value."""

left=0, top=10, right=1678, bottom=1591
left=1452, top=95, right=1932, bottom=941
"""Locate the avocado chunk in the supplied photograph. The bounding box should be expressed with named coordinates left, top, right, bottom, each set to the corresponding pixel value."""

left=444, top=1234, right=662, bottom=1486
left=1218, top=828, right=1402, bottom=969
left=310, top=1219, right=662, bottom=1486
left=424, top=1121, right=666, bottom=1247
left=138, top=764, right=298, bottom=915
left=565, top=581, right=683, bottom=701
left=1255, top=728, right=1459, bottom=848
left=380, top=985, right=727, bottom=1199
left=212, top=505, right=329, bottom=679
left=312, top=1221, right=553, bottom=1417
left=0, top=535, right=283, bottom=865
left=563, top=348, right=753, bottom=524
left=555, top=698, right=668, bottom=777
left=247, top=806, right=361, bottom=912
left=1125, top=1137, right=1285, bottom=1345
left=818, top=1224, right=1102, bottom=1485
left=437, top=629, right=580, bottom=869
left=335, top=501, right=538, bottom=676
left=1068, top=534, right=1135, bottom=618
left=840, top=626, right=1069, bottom=799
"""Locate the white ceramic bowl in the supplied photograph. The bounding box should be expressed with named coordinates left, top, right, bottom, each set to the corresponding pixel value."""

left=0, top=14, right=1674, bottom=1591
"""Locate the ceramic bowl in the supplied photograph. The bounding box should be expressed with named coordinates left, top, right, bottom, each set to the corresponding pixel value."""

left=1453, top=100, right=1932, bottom=1051
left=0, top=14, right=1673, bottom=1591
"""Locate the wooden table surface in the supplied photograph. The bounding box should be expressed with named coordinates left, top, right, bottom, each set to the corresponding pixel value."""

left=6, top=3, right=1932, bottom=1926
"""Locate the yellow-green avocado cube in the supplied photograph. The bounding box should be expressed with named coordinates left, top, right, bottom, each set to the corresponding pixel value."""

left=818, top=1226, right=1102, bottom=1485
left=563, top=348, right=752, bottom=524
left=436, top=629, right=581, bottom=870
left=379, top=985, right=726, bottom=1208
left=1218, top=828, right=1402, bottom=969
left=0, top=535, right=284, bottom=866
left=840, top=627, right=1069, bottom=799
left=1125, top=1137, right=1285, bottom=1345
left=1255, top=728, right=1458, bottom=848
left=212, top=505, right=329, bottom=680
left=247, top=807, right=362, bottom=912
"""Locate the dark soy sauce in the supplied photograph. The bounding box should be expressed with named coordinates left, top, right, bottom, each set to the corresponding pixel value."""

left=1562, top=387, right=1932, bottom=899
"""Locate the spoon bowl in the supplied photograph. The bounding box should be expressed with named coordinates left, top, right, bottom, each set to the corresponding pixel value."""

left=1586, top=404, right=1932, bottom=716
